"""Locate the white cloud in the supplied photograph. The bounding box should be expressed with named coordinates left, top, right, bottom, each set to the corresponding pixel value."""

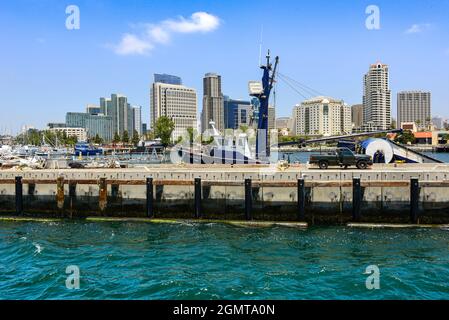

left=405, top=23, right=432, bottom=34
left=113, top=12, right=220, bottom=56
left=148, top=26, right=170, bottom=44
left=163, top=12, right=220, bottom=33
left=115, top=34, right=153, bottom=55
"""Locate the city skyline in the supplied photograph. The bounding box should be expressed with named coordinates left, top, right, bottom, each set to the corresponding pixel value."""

left=1, top=0, right=449, bottom=133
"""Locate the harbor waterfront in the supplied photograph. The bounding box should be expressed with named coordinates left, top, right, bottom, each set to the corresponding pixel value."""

left=1, top=221, right=448, bottom=300
left=2, top=162, right=449, bottom=224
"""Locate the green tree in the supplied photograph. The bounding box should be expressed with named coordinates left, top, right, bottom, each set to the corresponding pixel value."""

left=66, top=135, right=78, bottom=146
left=93, top=134, right=103, bottom=145
left=186, top=127, right=195, bottom=145
left=16, top=129, right=42, bottom=146
left=395, top=130, right=416, bottom=145
left=154, top=116, right=175, bottom=146
left=441, top=134, right=449, bottom=144
left=26, top=129, right=43, bottom=146
left=122, top=130, right=129, bottom=143
left=201, top=136, right=214, bottom=145
left=60, top=131, right=68, bottom=145
left=174, top=136, right=183, bottom=144
left=132, top=130, right=140, bottom=146
left=113, top=132, right=121, bottom=144
left=145, top=130, right=155, bottom=141
left=43, top=130, right=56, bottom=146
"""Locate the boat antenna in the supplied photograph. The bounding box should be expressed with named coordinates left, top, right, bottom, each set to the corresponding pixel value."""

left=258, top=25, right=263, bottom=67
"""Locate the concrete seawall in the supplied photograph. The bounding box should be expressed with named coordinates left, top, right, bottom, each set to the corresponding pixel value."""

left=1, top=163, right=449, bottom=224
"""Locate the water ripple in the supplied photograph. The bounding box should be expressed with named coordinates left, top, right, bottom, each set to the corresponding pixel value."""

left=1, top=222, right=449, bottom=299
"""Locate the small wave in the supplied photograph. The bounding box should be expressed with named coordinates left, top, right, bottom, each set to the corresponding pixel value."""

left=33, top=242, right=43, bottom=254
left=47, top=222, right=59, bottom=226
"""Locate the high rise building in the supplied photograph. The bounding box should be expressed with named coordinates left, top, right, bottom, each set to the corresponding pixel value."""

left=150, top=82, right=197, bottom=141
left=432, top=116, right=444, bottom=130
left=86, top=104, right=101, bottom=115
left=275, top=117, right=293, bottom=130
left=201, top=73, right=224, bottom=132
left=268, top=106, right=276, bottom=130
left=223, top=96, right=252, bottom=129
left=100, top=94, right=132, bottom=136
left=154, top=73, right=182, bottom=85
left=363, top=62, right=391, bottom=130
left=276, top=117, right=293, bottom=136
left=397, top=91, right=431, bottom=129
left=292, top=96, right=352, bottom=136
left=351, top=104, right=364, bottom=129
left=142, top=123, right=148, bottom=135
left=66, top=112, right=113, bottom=142
left=99, top=97, right=111, bottom=115
left=132, top=106, right=142, bottom=136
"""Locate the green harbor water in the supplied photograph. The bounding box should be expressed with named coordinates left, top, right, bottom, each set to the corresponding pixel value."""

left=1, top=221, right=449, bottom=300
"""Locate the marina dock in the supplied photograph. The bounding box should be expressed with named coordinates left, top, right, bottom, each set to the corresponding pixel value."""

left=1, top=163, right=449, bottom=224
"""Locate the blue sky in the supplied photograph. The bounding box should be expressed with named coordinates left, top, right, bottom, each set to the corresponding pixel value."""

left=1, top=0, right=449, bottom=134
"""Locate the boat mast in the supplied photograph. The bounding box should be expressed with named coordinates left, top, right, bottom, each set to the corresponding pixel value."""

left=254, top=50, right=279, bottom=159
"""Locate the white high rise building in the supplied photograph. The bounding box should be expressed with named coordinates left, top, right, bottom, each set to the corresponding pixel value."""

left=132, top=106, right=142, bottom=136
left=363, top=62, right=391, bottom=130
left=292, top=96, right=352, bottom=136
left=150, top=82, right=197, bottom=141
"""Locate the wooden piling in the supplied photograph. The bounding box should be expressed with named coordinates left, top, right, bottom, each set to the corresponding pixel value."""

left=99, top=178, right=107, bottom=212
left=68, top=182, right=76, bottom=218
left=146, top=177, right=154, bottom=218
left=56, top=176, right=65, bottom=210
left=245, top=178, right=252, bottom=220
left=352, top=177, right=361, bottom=222
left=15, top=176, right=23, bottom=215
left=297, top=178, right=305, bottom=221
left=410, top=178, right=420, bottom=224
left=194, top=178, right=202, bottom=218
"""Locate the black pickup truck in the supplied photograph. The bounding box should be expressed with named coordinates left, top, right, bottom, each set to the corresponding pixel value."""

left=309, top=147, right=373, bottom=170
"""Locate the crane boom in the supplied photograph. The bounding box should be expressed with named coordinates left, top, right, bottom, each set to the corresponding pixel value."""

left=255, top=51, right=279, bottom=159
left=275, top=129, right=403, bottom=148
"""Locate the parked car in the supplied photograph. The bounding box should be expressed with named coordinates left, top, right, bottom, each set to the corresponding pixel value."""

left=309, top=147, right=373, bottom=170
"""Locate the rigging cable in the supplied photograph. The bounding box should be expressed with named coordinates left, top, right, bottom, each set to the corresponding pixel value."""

left=277, top=72, right=326, bottom=97
left=276, top=74, right=309, bottom=100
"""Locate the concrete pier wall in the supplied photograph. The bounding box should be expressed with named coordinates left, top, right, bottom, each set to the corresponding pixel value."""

left=1, top=164, right=449, bottom=224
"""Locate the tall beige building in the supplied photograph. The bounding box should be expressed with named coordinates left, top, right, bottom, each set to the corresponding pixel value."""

left=275, top=117, right=293, bottom=130
left=292, top=96, right=351, bottom=136
left=150, top=82, right=197, bottom=141
left=201, top=73, right=224, bottom=132
left=351, top=104, right=364, bottom=129
left=268, top=105, right=276, bottom=130
left=397, top=91, right=431, bottom=129
left=363, top=62, right=391, bottom=130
